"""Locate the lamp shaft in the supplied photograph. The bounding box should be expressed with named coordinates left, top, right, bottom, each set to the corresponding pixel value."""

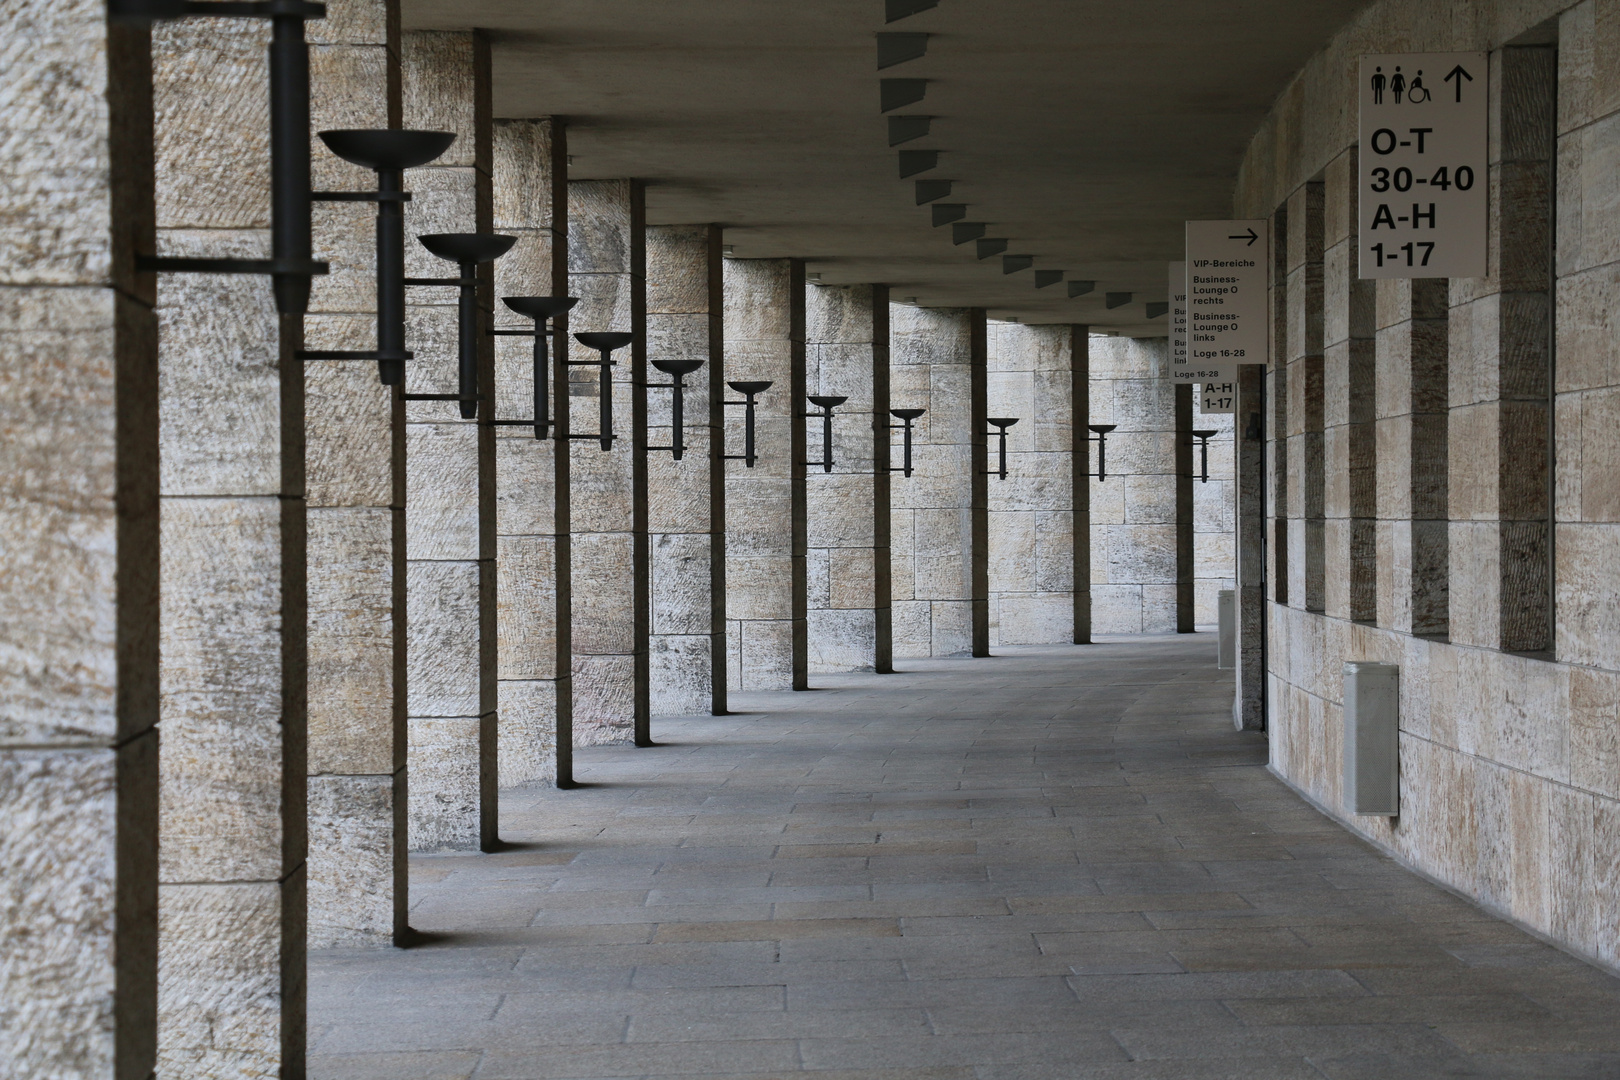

left=268, top=12, right=311, bottom=315
left=598, top=353, right=613, bottom=451
left=533, top=327, right=549, bottom=440
left=744, top=397, right=756, bottom=467
left=458, top=260, right=478, bottom=420
left=376, top=168, right=406, bottom=384
left=996, top=429, right=1008, bottom=479
left=901, top=419, right=914, bottom=477
left=671, top=377, right=686, bottom=461
left=821, top=408, right=834, bottom=473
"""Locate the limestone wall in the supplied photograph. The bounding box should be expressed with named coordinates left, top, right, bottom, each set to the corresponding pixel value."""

left=1088, top=336, right=1181, bottom=634
left=1237, top=0, right=1620, bottom=968
left=0, top=6, right=158, bottom=1076
left=890, top=305, right=982, bottom=658
left=987, top=322, right=1075, bottom=646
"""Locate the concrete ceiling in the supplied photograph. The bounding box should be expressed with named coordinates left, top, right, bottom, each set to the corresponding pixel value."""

left=403, top=0, right=1368, bottom=331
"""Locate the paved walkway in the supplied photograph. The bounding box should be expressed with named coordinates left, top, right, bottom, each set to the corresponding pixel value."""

left=310, top=636, right=1620, bottom=1079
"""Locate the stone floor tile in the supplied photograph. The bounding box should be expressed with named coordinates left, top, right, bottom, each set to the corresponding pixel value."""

left=307, top=638, right=1620, bottom=1080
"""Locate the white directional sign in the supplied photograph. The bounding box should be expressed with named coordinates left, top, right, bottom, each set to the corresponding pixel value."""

left=1184, top=220, right=1267, bottom=379
left=1200, top=382, right=1235, bottom=414
left=1167, top=261, right=1189, bottom=379
left=1358, top=52, right=1487, bottom=278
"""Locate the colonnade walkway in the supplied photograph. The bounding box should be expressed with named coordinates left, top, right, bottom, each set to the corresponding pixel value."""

left=309, top=637, right=1620, bottom=1079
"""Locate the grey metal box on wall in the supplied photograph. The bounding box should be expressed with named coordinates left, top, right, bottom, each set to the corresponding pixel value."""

left=1343, top=662, right=1399, bottom=816
left=1217, top=589, right=1235, bottom=669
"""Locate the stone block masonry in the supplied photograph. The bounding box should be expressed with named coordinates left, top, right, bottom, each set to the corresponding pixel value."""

left=1235, top=0, right=1620, bottom=970
left=152, top=15, right=305, bottom=1073
left=806, top=283, right=890, bottom=673
left=0, top=6, right=159, bottom=1077
left=305, top=0, right=407, bottom=948
left=568, top=179, right=649, bottom=744
left=402, top=30, right=497, bottom=850
left=647, top=225, right=725, bottom=716
left=1089, top=335, right=1179, bottom=634
left=987, top=322, right=1075, bottom=646
left=890, top=305, right=983, bottom=659
left=493, top=117, right=572, bottom=783
left=724, top=258, right=807, bottom=689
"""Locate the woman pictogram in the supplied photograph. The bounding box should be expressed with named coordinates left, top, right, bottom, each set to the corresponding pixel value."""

left=1390, top=66, right=1406, bottom=103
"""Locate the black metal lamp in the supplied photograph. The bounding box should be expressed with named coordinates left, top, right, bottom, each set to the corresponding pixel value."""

left=572, top=332, right=633, bottom=451
left=494, top=296, right=578, bottom=440
left=888, top=408, right=926, bottom=478
left=805, top=395, right=848, bottom=473
left=646, top=358, right=705, bottom=461
left=401, top=233, right=516, bottom=420
left=986, top=417, right=1019, bottom=480
left=724, top=381, right=773, bottom=468
left=1190, top=429, right=1218, bottom=484
left=301, top=129, right=457, bottom=384
left=112, top=0, right=330, bottom=315
left=1087, top=424, right=1117, bottom=482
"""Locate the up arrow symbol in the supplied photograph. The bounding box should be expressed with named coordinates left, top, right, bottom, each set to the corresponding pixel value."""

left=1227, top=227, right=1259, bottom=246
left=1444, top=64, right=1473, bottom=103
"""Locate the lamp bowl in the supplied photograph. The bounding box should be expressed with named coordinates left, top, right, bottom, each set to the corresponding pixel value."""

left=1191, top=428, right=1219, bottom=439
left=727, top=380, right=773, bottom=396
left=652, top=358, right=704, bottom=376
left=987, top=417, right=1019, bottom=428
left=890, top=408, right=926, bottom=421
left=319, top=129, right=456, bottom=171
left=503, top=296, right=579, bottom=321
left=419, top=233, right=517, bottom=265
left=1088, top=423, right=1117, bottom=434
left=808, top=395, right=848, bottom=409
left=574, top=332, right=634, bottom=352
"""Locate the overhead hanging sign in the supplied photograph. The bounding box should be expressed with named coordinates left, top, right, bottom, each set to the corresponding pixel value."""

left=1200, top=382, right=1235, bottom=414
left=1166, top=261, right=1189, bottom=379
left=1358, top=51, right=1487, bottom=278
left=1184, top=220, right=1266, bottom=380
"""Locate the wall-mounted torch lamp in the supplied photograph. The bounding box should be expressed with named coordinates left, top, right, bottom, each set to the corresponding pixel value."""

left=1087, top=423, right=1118, bottom=482
left=571, top=332, right=632, bottom=451
left=647, top=358, right=705, bottom=461
left=301, top=129, right=457, bottom=384
left=1190, top=429, right=1218, bottom=484
left=399, top=233, right=515, bottom=419
left=492, top=296, right=578, bottom=440
left=986, top=417, right=1019, bottom=480
left=112, top=0, right=331, bottom=315
left=888, top=408, right=926, bottom=478
left=724, top=381, right=773, bottom=468
left=805, top=395, right=848, bottom=472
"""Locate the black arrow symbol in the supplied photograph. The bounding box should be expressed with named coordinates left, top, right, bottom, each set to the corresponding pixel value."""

left=1227, top=227, right=1259, bottom=246
left=1444, top=64, right=1473, bottom=103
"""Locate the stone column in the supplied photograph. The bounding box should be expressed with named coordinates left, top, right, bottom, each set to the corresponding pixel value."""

left=1323, top=147, right=1378, bottom=625
left=1449, top=45, right=1555, bottom=653
left=987, top=322, right=1074, bottom=646
left=1071, top=327, right=1093, bottom=643
left=493, top=118, right=571, bottom=782
left=1269, top=202, right=1289, bottom=606
left=891, top=305, right=979, bottom=658
left=1235, top=363, right=1266, bottom=729
left=402, top=30, right=496, bottom=849
left=806, top=283, right=890, bottom=673
left=646, top=225, right=724, bottom=714
left=1285, top=181, right=1325, bottom=613
left=1175, top=382, right=1195, bottom=631
left=305, top=0, right=406, bottom=948
left=153, top=18, right=304, bottom=1072
left=724, top=258, right=807, bottom=689
left=568, top=180, right=648, bottom=743
left=1191, top=406, right=1235, bottom=628
left=1375, top=278, right=1449, bottom=636
left=1089, top=337, right=1178, bottom=633
left=0, top=11, right=157, bottom=1077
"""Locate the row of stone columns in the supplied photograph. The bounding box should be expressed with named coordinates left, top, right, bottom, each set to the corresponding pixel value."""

left=1, top=4, right=1235, bottom=1074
